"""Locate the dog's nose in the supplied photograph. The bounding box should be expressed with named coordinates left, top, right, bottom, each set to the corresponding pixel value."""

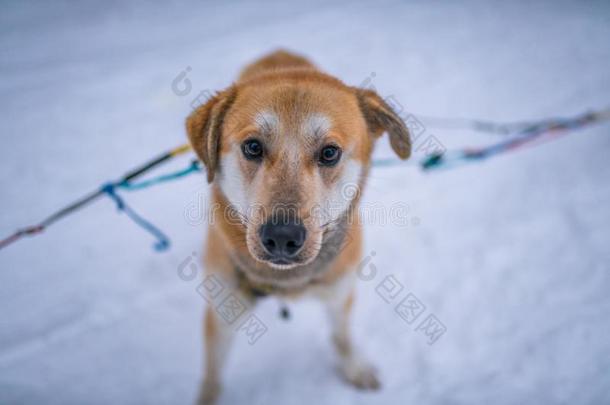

left=259, top=220, right=307, bottom=258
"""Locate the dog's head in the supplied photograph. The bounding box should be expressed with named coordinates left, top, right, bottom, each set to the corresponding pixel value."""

left=187, top=72, right=411, bottom=270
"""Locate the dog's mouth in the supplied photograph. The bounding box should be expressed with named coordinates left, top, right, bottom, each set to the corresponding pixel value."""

left=265, top=256, right=303, bottom=270
left=254, top=253, right=321, bottom=271
left=253, top=248, right=313, bottom=270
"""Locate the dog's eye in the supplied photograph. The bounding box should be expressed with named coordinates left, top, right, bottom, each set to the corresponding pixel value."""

left=318, top=145, right=342, bottom=166
left=242, top=139, right=264, bottom=160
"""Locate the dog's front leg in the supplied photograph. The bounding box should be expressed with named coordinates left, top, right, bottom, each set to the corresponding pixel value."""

left=197, top=306, right=230, bottom=405
left=197, top=288, right=255, bottom=405
left=323, top=276, right=381, bottom=390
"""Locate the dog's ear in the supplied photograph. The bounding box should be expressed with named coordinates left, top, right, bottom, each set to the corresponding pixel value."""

left=186, top=87, right=237, bottom=183
left=355, top=88, right=411, bottom=159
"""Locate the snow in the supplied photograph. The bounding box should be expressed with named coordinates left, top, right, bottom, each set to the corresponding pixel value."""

left=1, top=1, right=610, bottom=404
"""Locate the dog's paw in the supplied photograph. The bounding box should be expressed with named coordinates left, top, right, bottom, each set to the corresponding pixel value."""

left=196, top=379, right=221, bottom=405
left=338, top=358, right=381, bottom=390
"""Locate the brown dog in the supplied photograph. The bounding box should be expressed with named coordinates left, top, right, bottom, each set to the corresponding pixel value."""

left=186, top=50, right=411, bottom=404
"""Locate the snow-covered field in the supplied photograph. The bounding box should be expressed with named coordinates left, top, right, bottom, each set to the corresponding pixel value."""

left=1, top=1, right=609, bottom=404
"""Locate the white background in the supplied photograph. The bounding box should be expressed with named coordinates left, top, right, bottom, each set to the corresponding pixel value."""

left=1, top=1, right=609, bottom=404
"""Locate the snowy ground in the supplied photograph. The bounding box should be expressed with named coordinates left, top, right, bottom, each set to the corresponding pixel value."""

left=1, top=1, right=610, bottom=404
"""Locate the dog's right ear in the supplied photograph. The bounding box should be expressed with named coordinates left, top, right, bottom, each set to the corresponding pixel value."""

left=186, top=87, right=237, bottom=183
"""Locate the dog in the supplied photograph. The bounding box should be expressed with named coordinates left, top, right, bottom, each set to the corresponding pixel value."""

left=186, top=49, right=411, bottom=404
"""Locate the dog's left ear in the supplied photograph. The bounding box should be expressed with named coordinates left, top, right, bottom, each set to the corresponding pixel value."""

left=186, top=86, right=237, bottom=183
left=355, top=88, right=411, bottom=159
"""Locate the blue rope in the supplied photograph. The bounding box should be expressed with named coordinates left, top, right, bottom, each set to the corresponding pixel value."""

left=93, top=110, right=605, bottom=251
left=420, top=111, right=604, bottom=171
left=101, top=183, right=170, bottom=251
left=97, top=161, right=202, bottom=252
left=119, top=160, right=201, bottom=190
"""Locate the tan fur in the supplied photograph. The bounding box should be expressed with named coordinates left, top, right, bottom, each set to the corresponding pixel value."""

left=238, top=49, right=316, bottom=82
left=187, top=50, right=411, bottom=404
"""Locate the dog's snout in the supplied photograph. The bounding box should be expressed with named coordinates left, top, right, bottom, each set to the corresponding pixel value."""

left=259, top=220, right=307, bottom=259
